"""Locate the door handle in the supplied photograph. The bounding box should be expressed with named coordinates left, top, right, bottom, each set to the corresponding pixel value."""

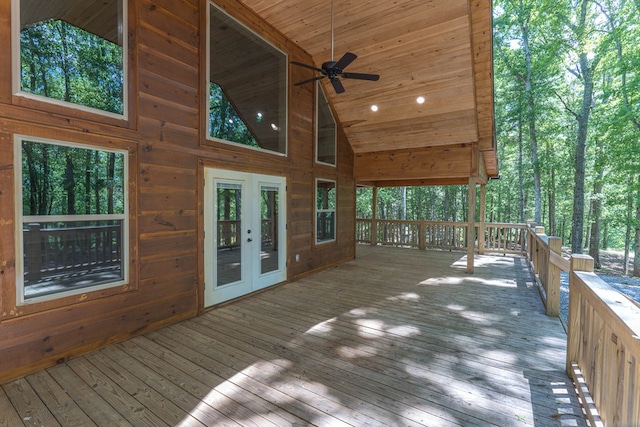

left=247, top=238, right=253, bottom=242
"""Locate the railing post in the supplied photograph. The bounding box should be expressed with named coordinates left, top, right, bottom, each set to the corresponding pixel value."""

left=418, top=217, right=426, bottom=251
left=526, top=222, right=535, bottom=265
left=533, top=226, right=545, bottom=275
left=566, top=254, right=594, bottom=375
left=467, top=177, right=476, bottom=273
left=479, top=184, right=486, bottom=255
left=26, top=223, right=42, bottom=282
left=546, top=236, right=562, bottom=317
left=371, top=187, right=378, bottom=247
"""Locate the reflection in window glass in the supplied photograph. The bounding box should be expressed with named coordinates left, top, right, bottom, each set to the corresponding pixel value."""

left=209, top=83, right=258, bottom=148
left=216, top=183, right=242, bottom=286
left=208, top=2, right=287, bottom=154
left=316, top=83, right=336, bottom=165
left=17, top=0, right=125, bottom=115
left=261, top=185, right=279, bottom=274
left=17, top=138, right=128, bottom=301
left=316, top=179, right=336, bottom=243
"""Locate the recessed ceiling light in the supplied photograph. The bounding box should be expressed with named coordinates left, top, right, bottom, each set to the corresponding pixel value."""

left=271, top=123, right=279, bottom=131
left=417, top=96, right=425, bottom=104
left=371, top=105, right=378, bottom=112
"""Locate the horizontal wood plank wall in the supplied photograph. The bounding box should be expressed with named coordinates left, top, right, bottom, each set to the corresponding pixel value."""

left=355, top=144, right=473, bottom=184
left=0, top=0, right=355, bottom=383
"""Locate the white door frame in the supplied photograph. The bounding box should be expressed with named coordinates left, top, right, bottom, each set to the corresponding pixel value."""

left=204, top=168, right=286, bottom=307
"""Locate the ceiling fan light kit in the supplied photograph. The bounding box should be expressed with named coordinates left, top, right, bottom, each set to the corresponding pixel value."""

left=291, top=0, right=379, bottom=93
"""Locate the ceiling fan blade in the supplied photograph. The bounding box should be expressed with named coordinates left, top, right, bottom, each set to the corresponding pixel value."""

left=333, top=52, right=357, bottom=71
left=330, top=77, right=345, bottom=94
left=342, top=72, right=380, bottom=81
left=294, top=76, right=326, bottom=86
left=290, top=61, right=323, bottom=73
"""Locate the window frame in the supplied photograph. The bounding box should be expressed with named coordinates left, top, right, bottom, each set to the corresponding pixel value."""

left=315, top=82, right=337, bottom=167
left=13, top=134, right=131, bottom=307
left=10, top=0, right=130, bottom=121
left=315, top=178, right=337, bottom=245
left=205, top=0, right=288, bottom=157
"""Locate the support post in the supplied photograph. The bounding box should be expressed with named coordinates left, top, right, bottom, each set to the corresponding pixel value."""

left=467, top=177, right=476, bottom=273
left=479, top=183, right=486, bottom=255
left=371, top=187, right=378, bottom=246
left=418, top=217, right=426, bottom=251
left=546, top=236, right=562, bottom=317
left=566, top=254, right=594, bottom=375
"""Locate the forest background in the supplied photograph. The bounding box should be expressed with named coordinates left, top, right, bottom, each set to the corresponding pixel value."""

left=357, top=0, right=640, bottom=276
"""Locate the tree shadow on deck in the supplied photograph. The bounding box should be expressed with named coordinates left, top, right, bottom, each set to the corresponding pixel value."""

left=4, top=247, right=589, bottom=426
left=164, top=247, right=589, bottom=426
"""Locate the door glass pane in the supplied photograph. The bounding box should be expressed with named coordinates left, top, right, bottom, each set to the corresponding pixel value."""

left=217, top=182, right=242, bottom=286
left=260, top=185, right=279, bottom=274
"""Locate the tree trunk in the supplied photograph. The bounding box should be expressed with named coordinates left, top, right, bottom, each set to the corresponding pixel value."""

left=64, top=153, right=76, bottom=215
left=56, top=22, right=72, bottom=103
left=571, top=50, right=594, bottom=254
left=107, top=152, right=116, bottom=215
left=588, top=168, right=603, bottom=269
left=548, top=167, right=556, bottom=236
left=84, top=150, right=92, bottom=214
left=519, top=2, right=542, bottom=224
left=517, top=113, right=525, bottom=223
left=589, top=134, right=604, bottom=263
left=624, top=176, right=632, bottom=275
left=570, top=0, right=598, bottom=254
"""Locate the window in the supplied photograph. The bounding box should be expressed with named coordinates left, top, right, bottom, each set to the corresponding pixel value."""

left=13, top=0, right=127, bottom=118
left=316, top=83, right=336, bottom=166
left=207, top=2, right=287, bottom=154
left=316, top=179, right=336, bottom=244
left=15, top=136, right=128, bottom=303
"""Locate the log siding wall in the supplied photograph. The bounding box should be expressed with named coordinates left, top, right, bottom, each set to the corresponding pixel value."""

left=0, top=0, right=355, bottom=383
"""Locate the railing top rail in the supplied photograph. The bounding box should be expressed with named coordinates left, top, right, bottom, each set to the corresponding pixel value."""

left=573, top=270, right=640, bottom=353
left=483, top=222, right=528, bottom=229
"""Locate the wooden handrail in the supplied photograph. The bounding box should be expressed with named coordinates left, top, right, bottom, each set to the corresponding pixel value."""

left=355, top=218, right=527, bottom=255
left=567, top=255, right=640, bottom=427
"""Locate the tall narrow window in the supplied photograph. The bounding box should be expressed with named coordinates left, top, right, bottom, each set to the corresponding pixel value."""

left=14, top=0, right=127, bottom=117
left=316, top=83, right=336, bottom=166
left=207, top=2, right=287, bottom=154
left=15, top=136, right=128, bottom=303
left=316, top=179, right=336, bottom=244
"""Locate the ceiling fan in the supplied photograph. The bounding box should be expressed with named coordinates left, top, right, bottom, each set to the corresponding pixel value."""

left=291, top=0, right=379, bottom=94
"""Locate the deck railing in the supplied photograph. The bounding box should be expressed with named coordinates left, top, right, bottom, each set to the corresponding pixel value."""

left=355, top=218, right=527, bottom=255
left=567, top=256, right=640, bottom=427
left=525, top=223, right=640, bottom=426
left=24, top=222, right=122, bottom=283
left=525, top=224, right=567, bottom=317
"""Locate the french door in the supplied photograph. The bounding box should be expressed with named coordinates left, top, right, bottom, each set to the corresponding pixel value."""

left=204, top=169, right=286, bottom=306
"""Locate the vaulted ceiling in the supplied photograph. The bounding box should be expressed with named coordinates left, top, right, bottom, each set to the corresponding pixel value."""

left=19, top=0, right=498, bottom=185
left=240, top=0, right=498, bottom=185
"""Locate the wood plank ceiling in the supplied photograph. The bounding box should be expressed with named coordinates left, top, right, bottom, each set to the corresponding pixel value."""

left=19, top=0, right=498, bottom=184
left=240, top=0, right=498, bottom=184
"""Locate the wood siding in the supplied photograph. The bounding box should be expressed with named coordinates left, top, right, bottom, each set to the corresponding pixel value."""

left=0, top=0, right=355, bottom=383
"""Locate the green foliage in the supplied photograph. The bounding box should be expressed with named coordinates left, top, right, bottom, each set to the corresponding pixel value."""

left=491, top=0, right=640, bottom=253
left=20, top=20, right=124, bottom=115
left=356, top=186, right=468, bottom=221
left=209, top=83, right=259, bottom=147
left=21, top=140, right=125, bottom=217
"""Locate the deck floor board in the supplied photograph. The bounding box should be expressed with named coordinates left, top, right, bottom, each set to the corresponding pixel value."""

left=1, top=246, right=588, bottom=426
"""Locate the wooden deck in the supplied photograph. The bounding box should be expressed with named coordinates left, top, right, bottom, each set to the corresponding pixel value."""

left=0, top=246, right=587, bottom=426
